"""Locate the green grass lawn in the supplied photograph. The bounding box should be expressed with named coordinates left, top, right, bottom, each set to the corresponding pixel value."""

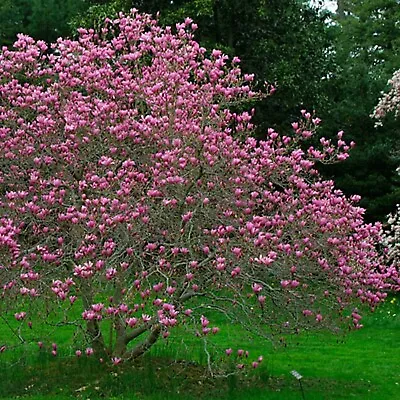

left=0, top=295, right=399, bottom=399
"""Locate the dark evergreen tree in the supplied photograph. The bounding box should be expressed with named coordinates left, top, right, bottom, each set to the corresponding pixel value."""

left=319, top=0, right=400, bottom=221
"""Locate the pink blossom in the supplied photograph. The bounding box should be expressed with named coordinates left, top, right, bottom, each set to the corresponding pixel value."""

left=200, top=315, right=209, bottom=327
left=126, top=318, right=138, bottom=327
left=231, top=247, right=242, bottom=257
left=161, top=329, right=170, bottom=338
left=258, top=295, right=266, bottom=305
left=14, top=312, right=26, bottom=321
left=252, top=283, right=263, bottom=294
left=142, top=314, right=151, bottom=323
left=106, top=268, right=117, bottom=280
left=231, top=267, right=241, bottom=277
left=85, top=348, right=94, bottom=356
left=112, top=357, right=122, bottom=365
left=166, top=286, right=176, bottom=295
left=182, top=211, right=193, bottom=222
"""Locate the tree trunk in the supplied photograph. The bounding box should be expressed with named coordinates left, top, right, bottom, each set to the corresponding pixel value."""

left=81, top=283, right=107, bottom=356
left=127, top=324, right=161, bottom=359
left=86, top=319, right=108, bottom=357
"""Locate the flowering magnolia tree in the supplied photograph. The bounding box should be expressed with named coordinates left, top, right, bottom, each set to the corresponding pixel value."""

left=0, top=11, right=399, bottom=365
left=372, top=68, right=400, bottom=122
left=382, top=197, right=400, bottom=269
left=373, top=69, right=400, bottom=271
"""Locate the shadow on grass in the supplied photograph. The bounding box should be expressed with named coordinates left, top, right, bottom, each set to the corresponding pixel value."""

left=0, top=351, right=371, bottom=400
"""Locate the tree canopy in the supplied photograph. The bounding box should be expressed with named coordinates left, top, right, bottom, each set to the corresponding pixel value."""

left=0, top=11, right=398, bottom=363
left=67, top=0, right=400, bottom=222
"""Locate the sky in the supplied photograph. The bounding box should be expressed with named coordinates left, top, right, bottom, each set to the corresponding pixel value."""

left=310, top=0, right=338, bottom=12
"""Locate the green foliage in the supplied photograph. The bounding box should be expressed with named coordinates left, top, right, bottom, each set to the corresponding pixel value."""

left=27, top=0, right=84, bottom=42
left=319, top=0, right=400, bottom=221
left=0, top=0, right=88, bottom=46
left=0, top=0, right=29, bottom=47
left=69, top=0, right=127, bottom=33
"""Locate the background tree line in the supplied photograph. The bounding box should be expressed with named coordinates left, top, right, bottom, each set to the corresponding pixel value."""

left=1, top=0, right=399, bottom=222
